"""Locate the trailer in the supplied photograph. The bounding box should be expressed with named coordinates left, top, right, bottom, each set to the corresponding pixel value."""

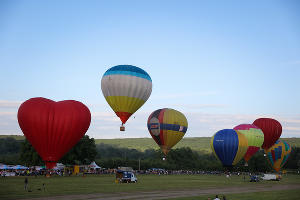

left=261, top=174, right=281, bottom=181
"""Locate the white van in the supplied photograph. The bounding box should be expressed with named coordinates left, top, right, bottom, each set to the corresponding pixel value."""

left=261, top=174, right=281, bottom=181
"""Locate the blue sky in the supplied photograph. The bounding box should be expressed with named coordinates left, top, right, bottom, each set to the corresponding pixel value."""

left=0, top=0, right=300, bottom=138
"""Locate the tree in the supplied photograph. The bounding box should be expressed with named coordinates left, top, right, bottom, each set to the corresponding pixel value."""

left=19, top=135, right=97, bottom=166
left=19, top=139, right=43, bottom=166
left=60, top=135, right=97, bottom=165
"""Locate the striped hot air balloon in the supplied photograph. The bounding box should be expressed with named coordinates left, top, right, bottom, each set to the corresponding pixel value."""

left=265, top=140, right=291, bottom=172
left=211, top=129, right=248, bottom=167
left=233, top=124, right=264, bottom=163
left=101, top=65, right=152, bottom=131
left=147, top=108, right=188, bottom=156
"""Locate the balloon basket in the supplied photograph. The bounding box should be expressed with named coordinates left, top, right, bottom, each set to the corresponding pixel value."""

left=120, top=126, right=125, bottom=131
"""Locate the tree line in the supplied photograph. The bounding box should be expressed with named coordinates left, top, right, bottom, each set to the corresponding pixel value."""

left=0, top=136, right=299, bottom=172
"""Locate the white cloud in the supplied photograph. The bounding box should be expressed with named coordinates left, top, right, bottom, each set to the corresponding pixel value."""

left=1, top=99, right=299, bottom=139
left=0, top=100, right=21, bottom=108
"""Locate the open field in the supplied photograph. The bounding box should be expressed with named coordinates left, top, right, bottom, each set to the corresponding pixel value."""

left=0, top=174, right=299, bottom=200
left=2, top=135, right=300, bottom=152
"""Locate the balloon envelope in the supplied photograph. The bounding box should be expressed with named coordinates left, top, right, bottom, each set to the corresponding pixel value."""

left=265, top=140, right=291, bottom=172
left=253, top=118, right=282, bottom=149
left=101, top=65, right=152, bottom=125
left=18, top=97, right=91, bottom=169
left=211, top=129, right=248, bottom=167
left=147, top=108, right=188, bottom=156
left=233, top=124, right=264, bottom=162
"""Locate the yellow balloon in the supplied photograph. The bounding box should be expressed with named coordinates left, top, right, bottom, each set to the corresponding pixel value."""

left=147, top=108, right=188, bottom=156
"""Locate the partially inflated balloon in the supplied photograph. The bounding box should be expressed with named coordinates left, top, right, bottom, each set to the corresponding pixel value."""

left=101, top=65, right=152, bottom=130
left=233, top=124, right=264, bottom=163
left=147, top=108, right=188, bottom=156
left=211, top=129, right=248, bottom=167
left=265, top=140, right=291, bottom=172
left=253, top=118, right=282, bottom=149
left=18, top=97, right=91, bottom=169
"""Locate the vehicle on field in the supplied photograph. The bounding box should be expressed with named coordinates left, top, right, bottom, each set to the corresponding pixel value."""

left=116, top=167, right=137, bottom=183
left=250, top=175, right=260, bottom=182
left=261, top=174, right=281, bottom=181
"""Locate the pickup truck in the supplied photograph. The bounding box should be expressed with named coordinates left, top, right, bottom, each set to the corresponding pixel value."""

left=116, top=170, right=138, bottom=183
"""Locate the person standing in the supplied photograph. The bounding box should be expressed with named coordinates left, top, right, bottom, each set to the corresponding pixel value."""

left=214, top=195, right=220, bottom=200
left=24, top=177, right=28, bottom=191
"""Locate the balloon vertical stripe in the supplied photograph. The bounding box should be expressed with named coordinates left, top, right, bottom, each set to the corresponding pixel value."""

left=265, top=140, right=291, bottom=172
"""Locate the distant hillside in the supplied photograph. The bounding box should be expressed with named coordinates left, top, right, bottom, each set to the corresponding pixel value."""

left=95, top=137, right=300, bottom=152
left=0, top=135, right=24, bottom=140
left=1, top=135, right=300, bottom=152
left=95, top=137, right=212, bottom=152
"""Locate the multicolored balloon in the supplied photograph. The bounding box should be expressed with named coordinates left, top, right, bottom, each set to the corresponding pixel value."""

left=233, top=124, right=264, bottom=163
left=147, top=108, right=188, bottom=156
left=265, top=140, right=291, bottom=172
left=211, top=129, right=248, bottom=167
left=101, top=65, right=152, bottom=130
left=253, top=118, right=282, bottom=149
left=18, top=97, right=91, bottom=169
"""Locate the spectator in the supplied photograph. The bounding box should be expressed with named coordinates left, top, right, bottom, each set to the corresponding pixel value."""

left=214, top=195, right=220, bottom=200
left=24, top=177, right=28, bottom=191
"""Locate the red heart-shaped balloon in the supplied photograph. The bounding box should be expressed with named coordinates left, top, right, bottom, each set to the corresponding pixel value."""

left=18, top=97, right=91, bottom=169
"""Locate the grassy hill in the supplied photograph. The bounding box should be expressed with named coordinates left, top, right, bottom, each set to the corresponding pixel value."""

left=1, top=135, right=300, bottom=152
left=95, top=137, right=300, bottom=152
left=95, top=137, right=212, bottom=152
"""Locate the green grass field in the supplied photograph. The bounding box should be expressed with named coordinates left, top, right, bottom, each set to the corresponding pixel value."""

left=0, top=174, right=299, bottom=200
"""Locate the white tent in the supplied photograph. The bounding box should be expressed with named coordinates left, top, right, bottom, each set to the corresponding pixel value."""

left=89, top=161, right=101, bottom=169
left=53, top=163, right=65, bottom=170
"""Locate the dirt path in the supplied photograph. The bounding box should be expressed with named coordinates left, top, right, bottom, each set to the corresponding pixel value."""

left=21, top=184, right=300, bottom=200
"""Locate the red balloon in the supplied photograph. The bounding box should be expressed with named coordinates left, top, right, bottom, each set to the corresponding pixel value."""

left=18, top=97, right=91, bottom=169
left=253, top=118, right=282, bottom=150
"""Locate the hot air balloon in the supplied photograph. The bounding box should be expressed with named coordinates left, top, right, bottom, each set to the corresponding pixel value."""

left=147, top=108, right=188, bottom=156
left=211, top=129, right=248, bottom=167
left=265, top=140, right=291, bottom=172
left=18, top=97, right=91, bottom=169
left=253, top=118, right=282, bottom=150
left=233, top=124, right=264, bottom=164
left=101, top=65, right=152, bottom=131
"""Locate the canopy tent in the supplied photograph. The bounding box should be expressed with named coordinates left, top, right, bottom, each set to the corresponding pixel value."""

left=12, top=165, right=28, bottom=170
left=89, top=161, right=101, bottom=169
left=53, top=163, right=65, bottom=170
left=34, top=166, right=45, bottom=171
left=0, top=165, right=13, bottom=170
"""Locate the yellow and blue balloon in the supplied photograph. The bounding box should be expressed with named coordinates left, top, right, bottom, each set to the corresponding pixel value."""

left=211, top=129, right=248, bottom=167
left=147, top=108, right=188, bottom=156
